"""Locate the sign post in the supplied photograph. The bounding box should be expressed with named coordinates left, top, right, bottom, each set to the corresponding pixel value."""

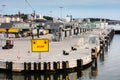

left=39, top=52, right=41, bottom=59
left=31, top=39, right=49, bottom=60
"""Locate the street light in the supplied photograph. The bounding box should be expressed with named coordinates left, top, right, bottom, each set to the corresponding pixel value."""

left=0, top=5, right=6, bottom=16
left=60, top=7, right=63, bottom=19
left=49, top=11, right=53, bottom=17
left=2, top=5, right=6, bottom=8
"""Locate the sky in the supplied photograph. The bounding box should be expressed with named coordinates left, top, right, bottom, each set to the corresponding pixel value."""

left=0, top=0, right=120, bottom=20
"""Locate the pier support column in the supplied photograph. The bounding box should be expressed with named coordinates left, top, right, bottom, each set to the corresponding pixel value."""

left=84, top=28, right=86, bottom=32
left=34, top=74, right=41, bottom=80
left=44, top=75, right=51, bottom=80
left=53, top=74, right=61, bottom=80
left=34, top=62, right=41, bottom=71
left=37, top=28, right=39, bottom=38
left=73, top=29, right=76, bottom=35
left=65, top=30, right=67, bottom=37
left=6, top=62, right=12, bottom=71
left=83, top=28, right=85, bottom=33
left=24, top=73, right=31, bottom=80
left=81, top=28, right=84, bottom=33
left=6, top=72, right=13, bottom=80
left=91, top=64, right=98, bottom=78
left=44, top=62, right=51, bottom=71
left=73, top=28, right=79, bottom=36
left=80, top=28, right=82, bottom=33
left=53, top=61, right=60, bottom=70
left=62, top=73, right=69, bottom=80
left=77, top=70, right=83, bottom=78
left=62, top=61, right=69, bottom=70
left=99, top=51, right=104, bottom=62
left=91, top=48, right=98, bottom=70
left=92, top=56, right=97, bottom=70
left=76, top=27, right=79, bottom=34
left=85, top=28, right=87, bottom=32
left=69, top=30, right=72, bottom=36
left=100, top=40, right=104, bottom=54
left=24, top=62, right=31, bottom=71
left=77, top=59, right=83, bottom=70
left=82, top=28, right=84, bottom=33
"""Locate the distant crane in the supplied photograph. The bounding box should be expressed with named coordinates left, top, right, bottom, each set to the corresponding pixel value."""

left=25, top=0, right=35, bottom=18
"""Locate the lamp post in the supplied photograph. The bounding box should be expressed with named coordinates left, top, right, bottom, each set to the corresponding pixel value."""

left=0, top=5, right=6, bottom=16
left=60, top=7, right=63, bottom=19
left=49, top=11, right=52, bottom=17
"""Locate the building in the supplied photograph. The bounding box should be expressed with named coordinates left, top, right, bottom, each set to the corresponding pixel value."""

left=66, top=15, right=72, bottom=22
left=0, top=17, right=11, bottom=23
left=0, top=16, right=22, bottom=23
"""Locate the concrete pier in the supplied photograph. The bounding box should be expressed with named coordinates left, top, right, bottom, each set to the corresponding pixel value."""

left=0, top=28, right=114, bottom=72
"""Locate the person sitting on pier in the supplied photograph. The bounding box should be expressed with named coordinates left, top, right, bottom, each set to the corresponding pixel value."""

left=63, top=50, right=69, bottom=55
left=71, top=46, right=77, bottom=51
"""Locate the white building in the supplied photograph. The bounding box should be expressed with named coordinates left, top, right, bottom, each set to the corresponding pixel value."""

left=100, top=22, right=108, bottom=29
left=36, top=14, right=44, bottom=19
left=39, top=14, right=44, bottom=19
left=0, top=16, right=22, bottom=23
left=0, top=17, right=11, bottom=23
left=66, top=15, right=72, bottom=22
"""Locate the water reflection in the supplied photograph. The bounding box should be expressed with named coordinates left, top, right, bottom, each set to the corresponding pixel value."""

left=89, top=66, right=98, bottom=80
left=99, top=50, right=105, bottom=62
left=0, top=66, right=99, bottom=80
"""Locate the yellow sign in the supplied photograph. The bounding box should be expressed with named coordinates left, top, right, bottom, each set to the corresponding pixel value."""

left=31, top=39, right=49, bottom=52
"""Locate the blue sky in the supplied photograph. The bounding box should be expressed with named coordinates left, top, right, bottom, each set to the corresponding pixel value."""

left=0, top=0, right=120, bottom=20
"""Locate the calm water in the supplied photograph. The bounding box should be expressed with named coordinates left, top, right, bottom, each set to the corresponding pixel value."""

left=0, top=34, right=120, bottom=80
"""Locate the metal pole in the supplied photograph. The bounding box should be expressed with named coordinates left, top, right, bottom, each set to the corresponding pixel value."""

left=49, top=11, right=52, bottom=17
left=1, top=5, right=6, bottom=16
left=60, top=7, right=63, bottom=19
left=39, top=52, right=41, bottom=59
